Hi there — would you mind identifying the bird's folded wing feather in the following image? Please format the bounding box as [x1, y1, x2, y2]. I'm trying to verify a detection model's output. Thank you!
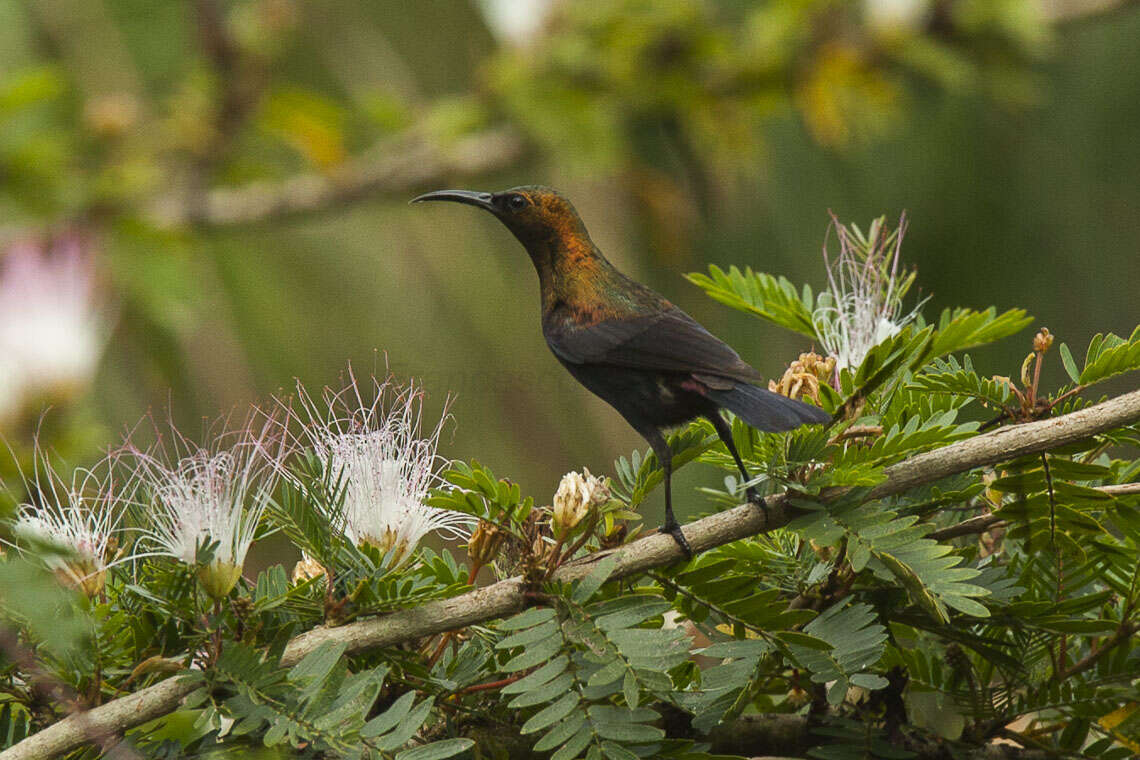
[545, 305, 765, 386]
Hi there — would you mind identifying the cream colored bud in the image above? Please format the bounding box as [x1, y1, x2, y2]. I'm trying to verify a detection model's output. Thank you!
[292, 556, 326, 584]
[1033, 327, 1053, 353]
[552, 469, 609, 539]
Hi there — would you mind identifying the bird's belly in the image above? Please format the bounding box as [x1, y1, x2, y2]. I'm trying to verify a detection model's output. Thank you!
[559, 362, 713, 429]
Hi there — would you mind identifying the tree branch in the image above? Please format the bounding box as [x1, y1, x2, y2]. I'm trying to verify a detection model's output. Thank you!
[147, 127, 526, 228]
[6, 388, 1140, 760]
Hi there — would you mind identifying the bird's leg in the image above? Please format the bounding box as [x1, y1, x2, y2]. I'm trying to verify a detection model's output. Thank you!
[643, 427, 693, 558]
[708, 413, 765, 511]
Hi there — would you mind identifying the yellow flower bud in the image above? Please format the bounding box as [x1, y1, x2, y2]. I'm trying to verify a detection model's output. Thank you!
[1033, 327, 1054, 353]
[198, 560, 243, 601]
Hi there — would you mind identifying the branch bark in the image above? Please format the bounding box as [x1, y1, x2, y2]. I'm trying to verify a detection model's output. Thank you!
[147, 127, 526, 228]
[5, 388, 1140, 760]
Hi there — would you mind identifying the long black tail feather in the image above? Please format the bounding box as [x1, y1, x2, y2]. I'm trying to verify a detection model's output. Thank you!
[705, 382, 831, 432]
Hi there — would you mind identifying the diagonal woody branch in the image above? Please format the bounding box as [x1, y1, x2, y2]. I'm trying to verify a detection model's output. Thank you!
[5, 388, 1140, 760]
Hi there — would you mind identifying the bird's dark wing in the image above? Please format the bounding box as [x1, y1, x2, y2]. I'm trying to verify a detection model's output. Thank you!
[544, 305, 765, 386]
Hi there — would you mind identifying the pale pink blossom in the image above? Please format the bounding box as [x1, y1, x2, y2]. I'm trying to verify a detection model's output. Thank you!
[0, 232, 105, 420]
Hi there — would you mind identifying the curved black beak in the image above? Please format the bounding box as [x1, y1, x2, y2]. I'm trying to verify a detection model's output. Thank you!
[410, 189, 495, 211]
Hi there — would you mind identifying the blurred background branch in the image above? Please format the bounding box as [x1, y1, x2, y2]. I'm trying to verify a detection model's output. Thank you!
[1040, 0, 1140, 23]
[148, 126, 527, 227]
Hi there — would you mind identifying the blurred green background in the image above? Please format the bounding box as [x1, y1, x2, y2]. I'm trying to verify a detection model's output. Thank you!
[1, 0, 1138, 524]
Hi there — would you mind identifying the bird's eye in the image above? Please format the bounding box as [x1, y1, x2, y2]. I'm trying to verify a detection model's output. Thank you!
[507, 194, 529, 211]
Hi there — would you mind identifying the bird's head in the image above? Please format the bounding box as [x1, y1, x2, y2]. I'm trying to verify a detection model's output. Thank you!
[412, 185, 590, 251]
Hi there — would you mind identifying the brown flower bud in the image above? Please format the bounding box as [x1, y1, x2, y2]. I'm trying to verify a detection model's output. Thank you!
[1033, 327, 1053, 353]
[467, 520, 505, 567]
[809, 539, 832, 562]
[530, 533, 554, 566]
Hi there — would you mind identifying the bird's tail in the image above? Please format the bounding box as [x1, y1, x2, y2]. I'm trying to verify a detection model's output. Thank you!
[704, 382, 832, 432]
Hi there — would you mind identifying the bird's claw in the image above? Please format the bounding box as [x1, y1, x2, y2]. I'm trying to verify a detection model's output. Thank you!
[746, 489, 769, 520]
[660, 522, 694, 559]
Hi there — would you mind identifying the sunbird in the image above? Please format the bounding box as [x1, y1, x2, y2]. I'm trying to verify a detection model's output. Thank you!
[413, 186, 830, 555]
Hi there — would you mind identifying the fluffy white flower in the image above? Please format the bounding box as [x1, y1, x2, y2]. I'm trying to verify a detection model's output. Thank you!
[5, 450, 135, 597]
[293, 372, 473, 567]
[0, 233, 105, 421]
[812, 213, 924, 373]
[130, 417, 287, 598]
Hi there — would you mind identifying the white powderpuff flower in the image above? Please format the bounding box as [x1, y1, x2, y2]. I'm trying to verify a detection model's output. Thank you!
[552, 468, 608, 539]
[812, 212, 924, 374]
[292, 371, 473, 568]
[0, 233, 106, 421]
[5, 448, 136, 597]
[128, 415, 288, 599]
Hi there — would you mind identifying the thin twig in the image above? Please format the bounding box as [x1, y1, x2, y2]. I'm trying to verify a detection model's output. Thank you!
[1098, 482, 1140, 496]
[928, 514, 1005, 541]
[1055, 617, 1137, 682]
[828, 425, 883, 444]
[452, 674, 526, 696]
[926, 482, 1137, 542]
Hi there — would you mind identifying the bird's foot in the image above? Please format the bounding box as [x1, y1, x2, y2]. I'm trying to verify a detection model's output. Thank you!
[746, 489, 770, 521]
[659, 521, 694, 559]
